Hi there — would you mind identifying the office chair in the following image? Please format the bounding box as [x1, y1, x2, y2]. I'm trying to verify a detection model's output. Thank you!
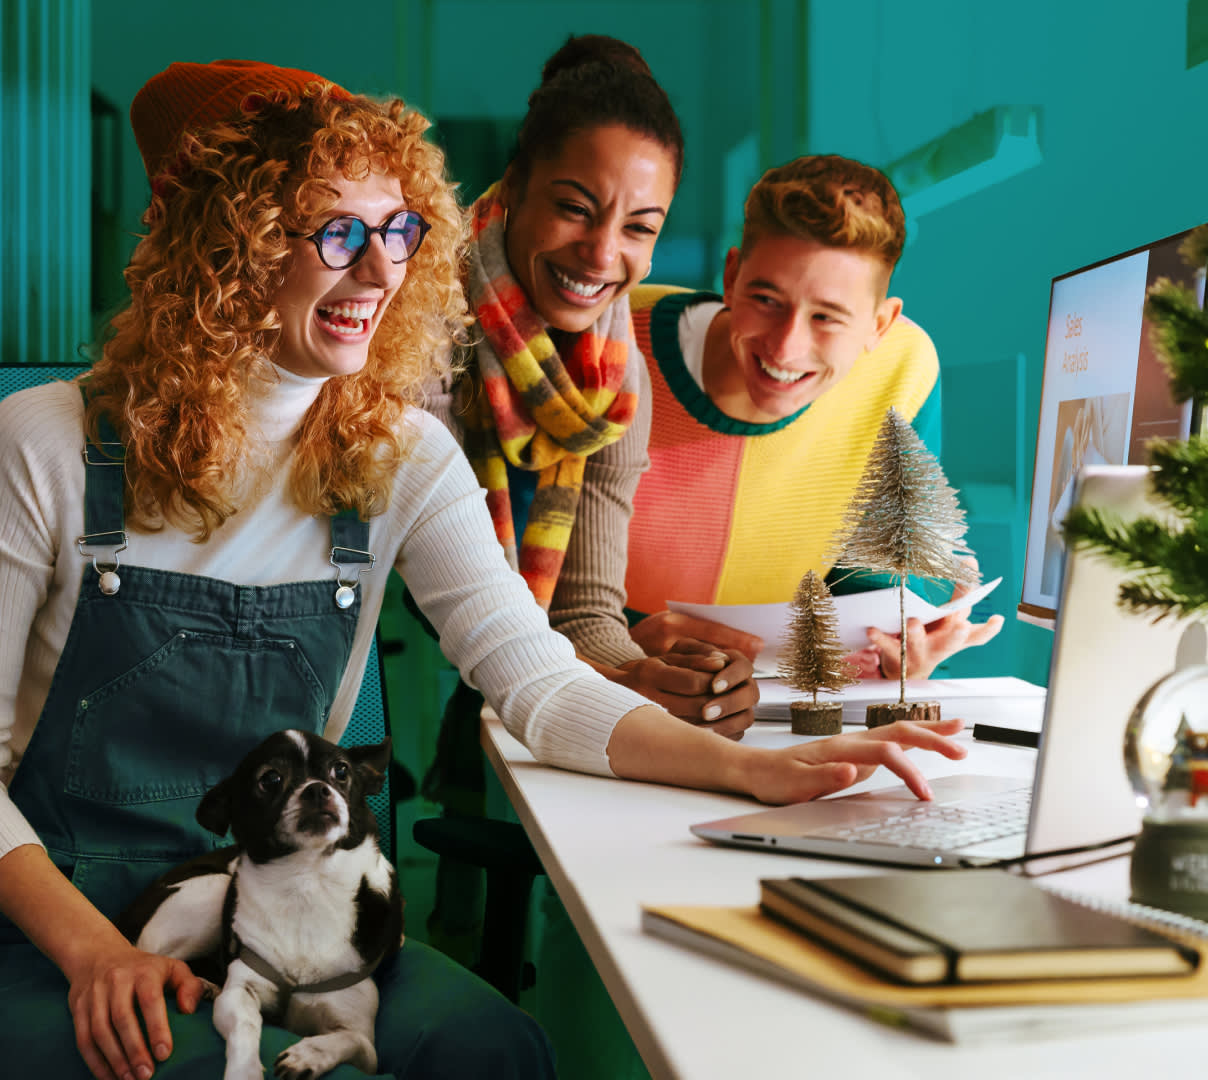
[341, 632, 406, 864]
[0, 362, 90, 397]
[412, 812, 544, 1003]
[399, 586, 547, 1001]
[0, 361, 407, 859]
[408, 671, 546, 1009]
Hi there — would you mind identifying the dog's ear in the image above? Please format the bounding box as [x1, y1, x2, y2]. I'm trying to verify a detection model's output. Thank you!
[196, 777, 234, 837]
[345, 737, 392, 796]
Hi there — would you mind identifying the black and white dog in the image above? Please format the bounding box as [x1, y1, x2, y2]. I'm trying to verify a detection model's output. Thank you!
[118, 729, 403, 1080]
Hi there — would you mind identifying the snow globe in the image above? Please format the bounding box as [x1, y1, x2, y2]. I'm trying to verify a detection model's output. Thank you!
[1126, 662, 1208, 918]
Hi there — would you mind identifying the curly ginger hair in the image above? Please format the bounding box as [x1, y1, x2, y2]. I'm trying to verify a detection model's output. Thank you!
[85, 82, 468, 539]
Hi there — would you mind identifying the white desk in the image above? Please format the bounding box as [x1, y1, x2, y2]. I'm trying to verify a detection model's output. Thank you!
[480, 688, 1208, 1079]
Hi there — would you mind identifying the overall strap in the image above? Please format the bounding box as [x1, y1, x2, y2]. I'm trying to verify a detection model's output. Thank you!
[80, 406, 128, 553]
[77, 384, 375, 605]
[78, 385, 374, 563]
[330, 508, 374, 610]
[77, 392, 127, 593]
[330, 508, 371, 565]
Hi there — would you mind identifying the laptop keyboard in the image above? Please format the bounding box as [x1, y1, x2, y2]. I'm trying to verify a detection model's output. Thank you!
[808, 786, 1032, 849]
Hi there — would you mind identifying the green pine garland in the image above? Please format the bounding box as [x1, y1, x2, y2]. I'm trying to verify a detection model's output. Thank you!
[1149, 437, 1208, 516]
[1064, 500, 1208, 619]
[1143, 284, 1208, 405]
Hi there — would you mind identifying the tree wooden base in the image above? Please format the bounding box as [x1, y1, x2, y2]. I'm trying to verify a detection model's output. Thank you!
[790, 701, 843, 735]
[865, 701, 941, 728]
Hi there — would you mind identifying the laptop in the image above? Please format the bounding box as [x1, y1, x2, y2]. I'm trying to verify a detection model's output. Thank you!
[691, 465, 1203, 873]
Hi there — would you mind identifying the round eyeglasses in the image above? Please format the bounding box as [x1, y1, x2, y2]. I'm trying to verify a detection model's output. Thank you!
[287, 210, 431, 270]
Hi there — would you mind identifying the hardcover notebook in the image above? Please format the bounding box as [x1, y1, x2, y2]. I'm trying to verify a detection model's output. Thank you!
[759, 871, 1198, 984]
[641, 885, 1208, 1045]
[692, 466, 1199, 871]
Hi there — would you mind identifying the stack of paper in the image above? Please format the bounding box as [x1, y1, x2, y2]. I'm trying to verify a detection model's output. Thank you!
[669, 577, 1004, 676]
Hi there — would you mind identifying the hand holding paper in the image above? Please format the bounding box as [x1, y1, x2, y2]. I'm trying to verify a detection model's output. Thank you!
[869, 574, 1006, 681]
[668, 577, 1003, 677]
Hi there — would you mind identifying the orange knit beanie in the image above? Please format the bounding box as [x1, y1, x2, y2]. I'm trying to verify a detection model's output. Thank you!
[130, 59, 346, 182]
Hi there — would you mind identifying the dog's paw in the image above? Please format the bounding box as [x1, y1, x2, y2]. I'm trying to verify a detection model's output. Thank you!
[274, 1034, 376, 1080]
[274, 1041, 334, 1080]
[198, 977, 222, 1001]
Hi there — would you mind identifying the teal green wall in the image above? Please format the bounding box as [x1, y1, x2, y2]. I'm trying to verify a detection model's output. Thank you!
[83, 1, 1208, 684]
[89, 0, 408, 297]
[802, 2, 1208, 683]
[89, 0, 764, 291]
[1, 0, 90, 366]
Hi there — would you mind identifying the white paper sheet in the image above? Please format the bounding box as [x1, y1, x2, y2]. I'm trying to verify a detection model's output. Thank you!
[668, 577, 1003, 676]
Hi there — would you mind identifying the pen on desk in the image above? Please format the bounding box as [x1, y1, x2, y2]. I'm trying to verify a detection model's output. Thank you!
[972, 723, 1040, 749]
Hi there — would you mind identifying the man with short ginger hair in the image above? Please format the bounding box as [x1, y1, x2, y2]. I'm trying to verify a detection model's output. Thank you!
[560, 153, 1001, 684]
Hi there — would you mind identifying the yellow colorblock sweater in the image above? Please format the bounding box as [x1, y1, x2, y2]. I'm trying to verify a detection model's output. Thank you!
[625, 286, 943, 615]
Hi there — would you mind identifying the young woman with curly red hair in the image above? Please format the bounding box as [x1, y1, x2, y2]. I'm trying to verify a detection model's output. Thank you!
[0, 58, 965, 1080]
[0, 60, 557, 1080]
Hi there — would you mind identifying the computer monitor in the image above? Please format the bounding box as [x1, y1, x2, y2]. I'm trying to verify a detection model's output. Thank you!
[1018, 226, 1207, 627]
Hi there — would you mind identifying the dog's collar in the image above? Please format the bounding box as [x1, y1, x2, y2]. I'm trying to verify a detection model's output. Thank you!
[235, 939, 383, 1012]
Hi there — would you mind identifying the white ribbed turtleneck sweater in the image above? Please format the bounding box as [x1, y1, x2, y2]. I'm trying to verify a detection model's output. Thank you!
[0, 366, 642, 856]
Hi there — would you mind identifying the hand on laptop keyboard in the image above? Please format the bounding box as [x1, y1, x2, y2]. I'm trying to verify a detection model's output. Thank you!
[743, 716, 967, 806]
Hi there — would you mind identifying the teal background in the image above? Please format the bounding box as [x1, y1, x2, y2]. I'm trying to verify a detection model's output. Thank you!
[6, 0, 1192, 690]
[6, 2, 1208, 1073]
[4, 0, 1205, 857]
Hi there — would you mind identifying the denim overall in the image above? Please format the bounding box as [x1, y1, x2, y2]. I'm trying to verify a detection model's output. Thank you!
[0, 413, 555, 1078]
[8, 421, 369, 922]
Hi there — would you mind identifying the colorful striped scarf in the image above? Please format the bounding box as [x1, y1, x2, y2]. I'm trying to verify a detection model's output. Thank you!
[461, 185, 641, 608]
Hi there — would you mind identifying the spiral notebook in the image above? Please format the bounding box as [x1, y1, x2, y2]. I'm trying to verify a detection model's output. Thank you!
[642, 883, 1208, 1044]
[692, 466, 1198, 872]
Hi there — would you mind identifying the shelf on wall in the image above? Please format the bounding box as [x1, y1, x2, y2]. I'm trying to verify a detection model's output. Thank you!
[886, 105, 1043, 226]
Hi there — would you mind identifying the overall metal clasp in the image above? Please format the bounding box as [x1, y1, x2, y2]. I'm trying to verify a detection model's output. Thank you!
[330, 546, 375, 609]
[76, 533, 129, 596]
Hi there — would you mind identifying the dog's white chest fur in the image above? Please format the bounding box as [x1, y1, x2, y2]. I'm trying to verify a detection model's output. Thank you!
[232, 840, 392, 984]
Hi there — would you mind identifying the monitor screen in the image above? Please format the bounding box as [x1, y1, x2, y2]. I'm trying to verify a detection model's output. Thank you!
[1018, 227, 1206, 626]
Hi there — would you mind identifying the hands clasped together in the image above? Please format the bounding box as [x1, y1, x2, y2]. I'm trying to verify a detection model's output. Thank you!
[620, 616, 763, 737]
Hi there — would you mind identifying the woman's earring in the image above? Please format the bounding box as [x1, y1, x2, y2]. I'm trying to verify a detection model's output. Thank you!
[641, 262, 653, 281]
